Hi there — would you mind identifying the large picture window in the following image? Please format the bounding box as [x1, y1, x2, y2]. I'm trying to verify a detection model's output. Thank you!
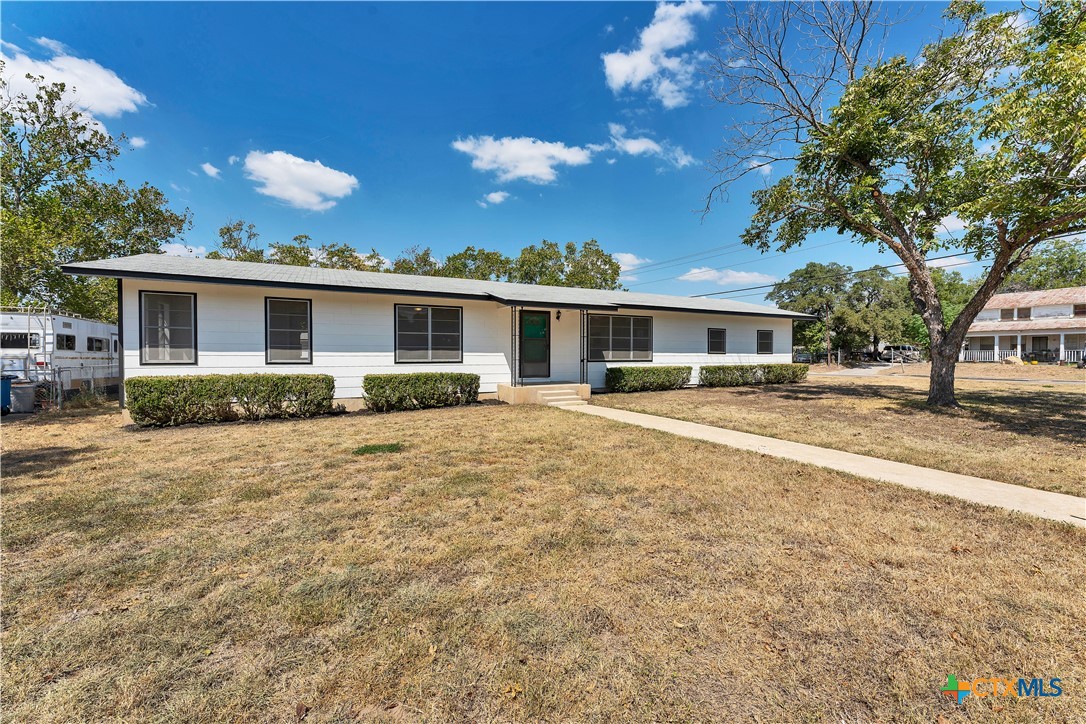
[140, 292, 196, 364]
[708, 328, 727, 354]
[395, 305, 462, 363]
[588, 314, 652, 361]
[757, 329, 774, 355]
[266, 298, 312, 363]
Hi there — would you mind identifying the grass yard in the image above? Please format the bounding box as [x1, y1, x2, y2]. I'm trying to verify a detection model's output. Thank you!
[883, 362, 1086, 381]
[3, 404, 1085, 722]
[595, 375, 1086, 498]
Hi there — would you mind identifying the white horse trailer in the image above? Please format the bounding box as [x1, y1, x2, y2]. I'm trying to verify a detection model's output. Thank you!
[1, 307, 119, 400]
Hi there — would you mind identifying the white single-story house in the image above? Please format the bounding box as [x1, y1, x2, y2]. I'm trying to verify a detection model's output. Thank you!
[62, 254, 811, 405]
[961, 286, 1086, 363]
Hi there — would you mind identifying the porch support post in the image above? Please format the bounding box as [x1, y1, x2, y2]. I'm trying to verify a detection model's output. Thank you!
[1060, 332, 1066, 361]
[1017, 334, 1021, 355]
[994, 336, 999, 358]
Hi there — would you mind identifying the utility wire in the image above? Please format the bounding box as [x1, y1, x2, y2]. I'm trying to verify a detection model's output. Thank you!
[628, 239, 851, 288]
[707, 257, 991, 301]
[690, 251, 986, 298]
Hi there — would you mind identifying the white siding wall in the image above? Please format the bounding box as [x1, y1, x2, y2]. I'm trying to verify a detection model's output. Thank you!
[586, 310, 794, 388]
[121, 280, 796, 396]
[1033, 304, 1073, 319]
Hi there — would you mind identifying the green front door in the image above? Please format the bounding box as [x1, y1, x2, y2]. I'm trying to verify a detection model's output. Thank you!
[520, 311, 550, 378]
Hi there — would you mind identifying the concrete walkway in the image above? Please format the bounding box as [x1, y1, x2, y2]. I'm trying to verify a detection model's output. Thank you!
[569, 405, 1086, 528]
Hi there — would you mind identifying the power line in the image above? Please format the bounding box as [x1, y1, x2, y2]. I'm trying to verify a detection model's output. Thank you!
[708, 257, 991, 301]
[694, 252, 988, 300]
[628, 238, 852, 288]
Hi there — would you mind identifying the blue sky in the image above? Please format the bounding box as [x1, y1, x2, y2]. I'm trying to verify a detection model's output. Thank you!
[2, 1, 994, 300]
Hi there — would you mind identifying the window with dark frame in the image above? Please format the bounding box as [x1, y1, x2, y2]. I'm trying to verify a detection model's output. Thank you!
[1, 332, 40, 349]
[708, 328, 727, 354]
[1000, 308, 1014, 320]
[1075, 304, 1086, 318]
[757, 329, 774, 355]
[395, 305, 462, 363]
[1017, 307, 1032, 319]
[266, 298, 312, 363]
[87, 337, 107, 352]
[588, 314, 652, 361]
[141, 292, 196, 364]
[55, 334, 77, 351]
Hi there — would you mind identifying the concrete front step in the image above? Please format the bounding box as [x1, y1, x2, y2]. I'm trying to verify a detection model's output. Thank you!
[497, 382, 591, 405]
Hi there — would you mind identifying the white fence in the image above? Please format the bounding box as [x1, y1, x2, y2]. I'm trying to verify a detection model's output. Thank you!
[960, 349, 1082, 363]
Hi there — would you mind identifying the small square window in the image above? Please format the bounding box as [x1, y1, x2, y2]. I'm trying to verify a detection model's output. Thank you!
[1000, 308, 1014, 320]
[1017, 307, 1032, 320]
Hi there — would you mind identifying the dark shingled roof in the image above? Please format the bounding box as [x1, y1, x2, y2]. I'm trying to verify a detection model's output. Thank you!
[63, 254, 813, 319]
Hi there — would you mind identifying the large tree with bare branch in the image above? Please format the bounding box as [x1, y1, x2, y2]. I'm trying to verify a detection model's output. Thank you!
[706, 0, 1085, 405]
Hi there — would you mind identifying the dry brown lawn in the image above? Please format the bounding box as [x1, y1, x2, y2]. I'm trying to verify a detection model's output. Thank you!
[2, 404, 1085, 722]
[883, 362, 1086, 381]
[595, 375, 1086, 498]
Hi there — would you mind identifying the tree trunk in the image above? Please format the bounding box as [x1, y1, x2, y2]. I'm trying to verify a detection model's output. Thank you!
[927, 344, 959, 406]
[825, 313, 832, 367]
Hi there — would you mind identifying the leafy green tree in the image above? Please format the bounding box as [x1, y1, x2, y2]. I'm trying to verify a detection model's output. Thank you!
[1, 69, 190, 321]
[707, 1, 1086, 405]
[509, 239, 622, 290]
[767, 262, 851, 362]
[891, 269, 977, 349]
[835, 268, 904, 351]
[441, 246, 512, 281]
[390, 246, 443, 276]
[996, 238, 1086, 291]
[268, 233, 385, 271]
[206, 220, 265, 262]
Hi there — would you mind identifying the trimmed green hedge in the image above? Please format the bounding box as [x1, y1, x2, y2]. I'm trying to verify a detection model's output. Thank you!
[126, 374, 336, 427]
[605, 365, 692, 393]
[699, 363, 808, 387]
[363, 372, 480, 412]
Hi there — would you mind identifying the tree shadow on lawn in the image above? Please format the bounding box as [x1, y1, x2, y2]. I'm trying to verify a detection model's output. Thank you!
[1, 445, 100, 481]
[741, 382, 1085, 445]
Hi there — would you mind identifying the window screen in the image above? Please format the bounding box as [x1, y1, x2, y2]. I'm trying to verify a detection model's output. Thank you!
[266, 298, 311, 363]
[56, 334, 77, 351]
[588, 315, 652, 361]
[1017, 307, 1032, 319]
[708, 328, 727, 354]
[757, 329, 774, 355]
[141, 292, 196, 364]
[395, 305, 462, 362]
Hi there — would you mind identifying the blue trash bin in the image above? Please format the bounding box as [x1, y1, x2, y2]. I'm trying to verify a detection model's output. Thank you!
[1, 374, 16, 415]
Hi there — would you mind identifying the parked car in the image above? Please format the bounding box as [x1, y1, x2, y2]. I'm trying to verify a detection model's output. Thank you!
[793, 351, 813, 363]
[880, 345, 922, 362]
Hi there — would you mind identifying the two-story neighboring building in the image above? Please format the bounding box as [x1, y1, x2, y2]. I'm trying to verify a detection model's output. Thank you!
[961, 286, 1086, 363]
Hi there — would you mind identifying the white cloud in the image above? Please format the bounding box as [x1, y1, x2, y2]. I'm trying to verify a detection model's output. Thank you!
[678, 267, 777, 286]
[926, 254, 974, 270]
[1, 40, 23, 54]
[129, 136, 148, 149]
[0, 44, 147, 123]
[452, 135, 593, 184]
[614, 252, 651, 271]
[614, 251, 652, 282]
[477, 190, 511, 208]
[200, 162, 221, 179]
[608, 122, 694, 168]
[602, 0, 713, 109]
[243, 150, 359, 211]
[161, 243, 206, 257]
[938, 215, 968, 235]
[606, 158, 618, 165]
[32, 37, 68, 54]
[744, 159, 773, 178]
[228, 155, 240, 165]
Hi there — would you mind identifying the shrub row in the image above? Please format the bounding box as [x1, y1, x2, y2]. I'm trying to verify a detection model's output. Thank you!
[698, 363, 808, 387]
[126, 374, 336, 427]
[605, 365, 692, 393]
[363, 372, 480, 412]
